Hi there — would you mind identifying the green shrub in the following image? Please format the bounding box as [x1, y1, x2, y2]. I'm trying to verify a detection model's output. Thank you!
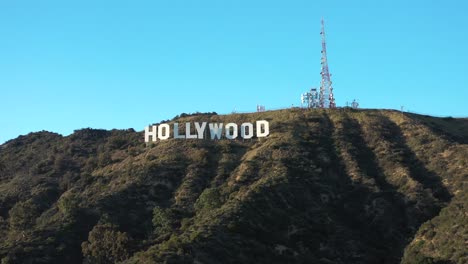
[98, 152, 112, 167]
[8, 200, 40, 230]
[81, 223, 131, 264]
[57, 192, 80, 216]
[152, 206, 174, 237]
[194, 188, 222, 211]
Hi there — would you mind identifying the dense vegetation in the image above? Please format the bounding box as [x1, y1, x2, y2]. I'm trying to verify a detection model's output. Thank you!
[0, 109, 466, 264]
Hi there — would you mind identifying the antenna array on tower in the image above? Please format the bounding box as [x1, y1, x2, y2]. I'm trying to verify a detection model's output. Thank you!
[319, 18, 336, 108]
[301, 88, 319, 108]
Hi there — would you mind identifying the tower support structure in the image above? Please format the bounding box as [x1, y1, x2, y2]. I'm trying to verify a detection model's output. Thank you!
[319, 18, 336, 108]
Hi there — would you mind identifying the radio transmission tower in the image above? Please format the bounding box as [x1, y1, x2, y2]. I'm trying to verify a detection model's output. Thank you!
[319, 18, 336, 108]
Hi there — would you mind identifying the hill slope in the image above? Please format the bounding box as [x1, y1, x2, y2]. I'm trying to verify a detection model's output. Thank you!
[0, 109, 466, 264]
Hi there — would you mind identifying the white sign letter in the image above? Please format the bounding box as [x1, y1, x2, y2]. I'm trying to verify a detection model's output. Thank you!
[225, 123, 238, 139]
[195, 122, 207, 139]
[186, 122, 197, 139]
[158, 124, 170, 140]
[209, 123, 223, 139]
[145, 125, 158, 142]
[173, 123, 185, 139]
[256, 120, 270, 138]
[241, 123, 254, 139]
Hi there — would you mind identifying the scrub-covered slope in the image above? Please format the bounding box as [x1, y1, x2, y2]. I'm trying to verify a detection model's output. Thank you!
[0, 109, 466, 264]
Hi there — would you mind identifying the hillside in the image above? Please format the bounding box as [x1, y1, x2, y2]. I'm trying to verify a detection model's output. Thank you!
[0, 109, 466, 264]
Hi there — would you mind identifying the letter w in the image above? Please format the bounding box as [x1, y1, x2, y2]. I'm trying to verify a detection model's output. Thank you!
[209, 123, 223, 140]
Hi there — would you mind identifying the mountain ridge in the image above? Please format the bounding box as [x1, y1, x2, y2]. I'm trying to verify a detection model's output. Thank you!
[0, 109, 466, 264]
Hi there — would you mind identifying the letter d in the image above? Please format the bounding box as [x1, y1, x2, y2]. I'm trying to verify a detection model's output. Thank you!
[256, 120, 269, 138]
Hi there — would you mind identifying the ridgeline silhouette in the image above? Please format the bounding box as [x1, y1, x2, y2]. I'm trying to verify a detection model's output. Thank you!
[0, 109, 466, 264]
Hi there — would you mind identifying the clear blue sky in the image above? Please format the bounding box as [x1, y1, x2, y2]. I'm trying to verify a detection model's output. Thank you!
[1, 0, 467, 143]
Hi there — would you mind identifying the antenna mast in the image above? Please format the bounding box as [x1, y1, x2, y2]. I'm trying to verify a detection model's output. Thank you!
[319, 18, 336, 108]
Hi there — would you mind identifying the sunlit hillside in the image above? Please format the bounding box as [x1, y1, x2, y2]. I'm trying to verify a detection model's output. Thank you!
[0, 109, 466, 264]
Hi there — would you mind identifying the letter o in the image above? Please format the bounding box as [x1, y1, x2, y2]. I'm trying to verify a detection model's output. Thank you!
[225, 123, 238, 139]
[241, 123, 254, 139]
[158, 124, 170, 140]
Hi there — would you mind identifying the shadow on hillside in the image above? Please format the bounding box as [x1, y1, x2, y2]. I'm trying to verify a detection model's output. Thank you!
[405, 113, 468, 145]
[320, 113, 410, 263]
[380, 115, 452, 204]
[334, 113, 452, 262]
[339, 115, 397, 192]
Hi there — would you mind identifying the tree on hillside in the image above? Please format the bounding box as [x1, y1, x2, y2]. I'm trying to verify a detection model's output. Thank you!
[81, 223, 131, 264]
[8, 200, 40, 231]
[152, 206, 174, 237]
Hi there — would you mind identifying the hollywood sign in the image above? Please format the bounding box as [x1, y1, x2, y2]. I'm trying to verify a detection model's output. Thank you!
[144, 121, 269, 142]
